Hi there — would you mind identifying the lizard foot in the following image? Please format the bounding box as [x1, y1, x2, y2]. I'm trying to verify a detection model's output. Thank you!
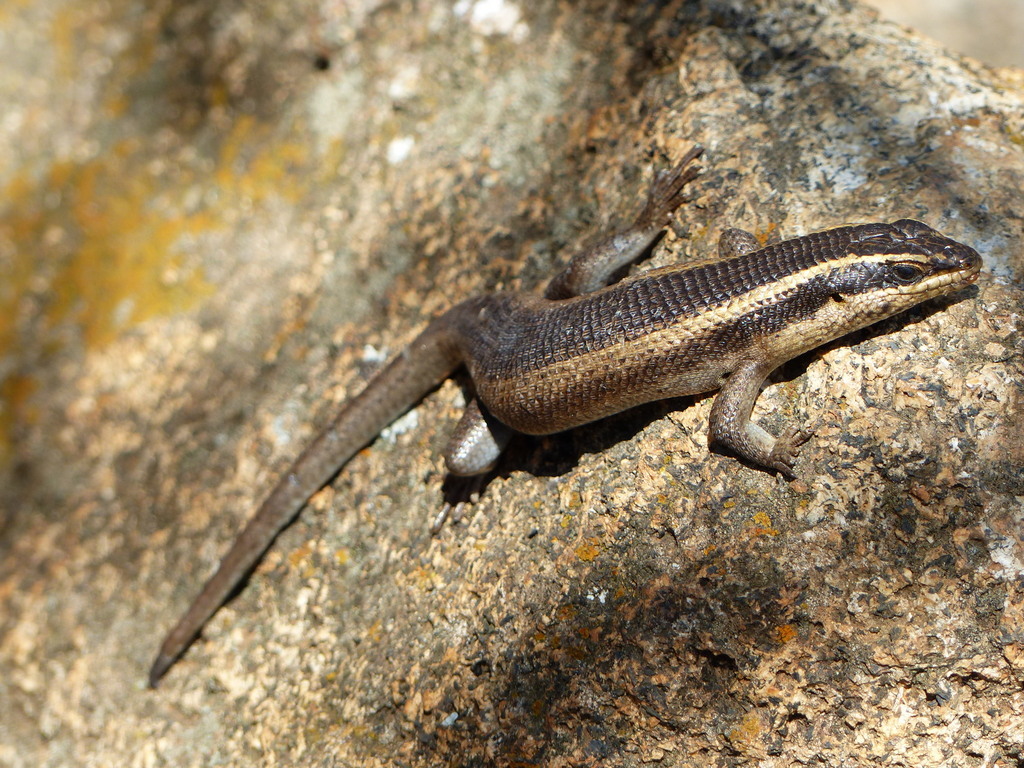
[769, 426, 813, 479]
[636, 145, 704, 228]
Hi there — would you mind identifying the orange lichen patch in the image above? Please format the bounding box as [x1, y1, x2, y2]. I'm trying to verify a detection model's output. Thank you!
[49, 4, 183, 117]
[410, 565, 440, 591]
[50, 4, 99, 79]
[775, 623, 798, 644]
[747, 511, 779, 537]
[725, 710, 764, 748]
[364, 620, 383, 644]
[0, 213, 34, 359]
[287, 542, 313, 568]
[556, 605, 578, 622]
[565, 644, 592, 661]
[0, 374, 36, 464]
[576, 625, 601, 643]
[574, 539, 600, 562]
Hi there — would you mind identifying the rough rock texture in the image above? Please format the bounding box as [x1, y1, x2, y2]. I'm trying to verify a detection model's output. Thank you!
[1, 1, 1022, 766]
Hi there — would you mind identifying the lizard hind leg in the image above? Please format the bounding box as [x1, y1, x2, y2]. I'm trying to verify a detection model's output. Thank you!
[634, 144, 705, 232]
[444, 398, 513, 477]
[544, 146, 704, 299]
[433, 399, 512, 533]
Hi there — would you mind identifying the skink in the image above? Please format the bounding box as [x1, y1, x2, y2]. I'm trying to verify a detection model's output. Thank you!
[149, 147, 981, 685]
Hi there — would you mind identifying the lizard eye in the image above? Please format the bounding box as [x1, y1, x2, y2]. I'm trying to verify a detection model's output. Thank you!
[891, 262, 924, 284]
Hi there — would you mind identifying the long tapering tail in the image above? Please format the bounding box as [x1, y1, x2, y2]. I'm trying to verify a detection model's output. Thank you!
[149, 316, 464, 686]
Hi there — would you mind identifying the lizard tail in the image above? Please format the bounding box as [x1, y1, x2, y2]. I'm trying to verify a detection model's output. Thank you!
[149, 316, 464, 687]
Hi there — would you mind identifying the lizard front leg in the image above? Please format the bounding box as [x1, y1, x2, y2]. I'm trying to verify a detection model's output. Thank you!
[707, 358, 810, 478]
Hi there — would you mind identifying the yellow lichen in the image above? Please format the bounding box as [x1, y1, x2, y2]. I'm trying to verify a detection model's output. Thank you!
[0, 107, 314, 465]
[575, 540, 601, 562]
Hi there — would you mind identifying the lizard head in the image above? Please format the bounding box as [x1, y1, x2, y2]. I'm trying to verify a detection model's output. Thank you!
[825, 220, 982, 320]
[841, 219, 982, 298]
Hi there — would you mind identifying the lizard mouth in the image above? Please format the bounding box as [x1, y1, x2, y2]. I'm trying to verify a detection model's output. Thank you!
[935, 241, 983, 287]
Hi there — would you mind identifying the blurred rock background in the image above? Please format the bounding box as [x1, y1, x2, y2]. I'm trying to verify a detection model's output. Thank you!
[870, 0, 1024, 67]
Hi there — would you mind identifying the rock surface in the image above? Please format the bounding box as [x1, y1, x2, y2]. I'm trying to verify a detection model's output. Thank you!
[1, 1, 1022, 766]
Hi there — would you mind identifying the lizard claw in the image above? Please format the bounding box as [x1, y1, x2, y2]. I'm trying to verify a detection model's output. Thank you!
[769, 426, 813, 479]
[430, 501, 465, 535]
[433, 473, 487, 534]
[637, 146, 704, 228]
